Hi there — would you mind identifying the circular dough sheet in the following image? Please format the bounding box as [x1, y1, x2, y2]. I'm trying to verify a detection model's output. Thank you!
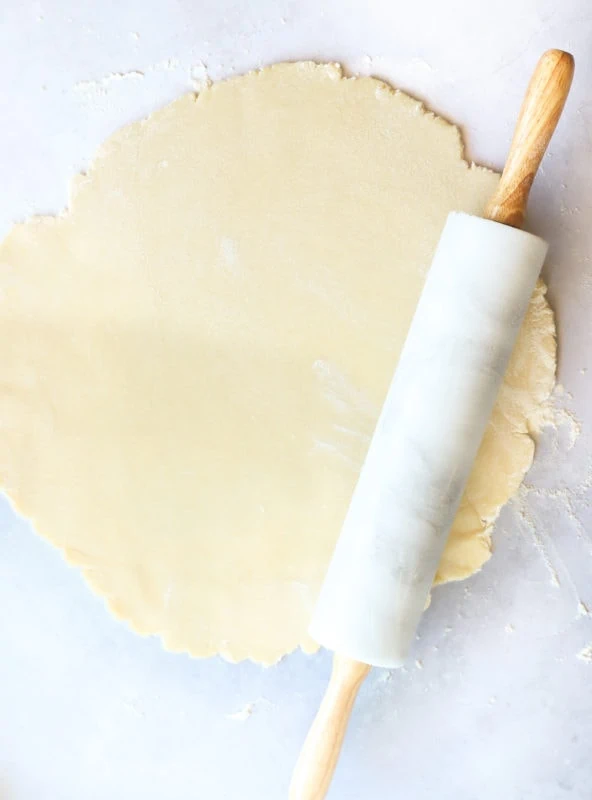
[0, 63, 555, 664]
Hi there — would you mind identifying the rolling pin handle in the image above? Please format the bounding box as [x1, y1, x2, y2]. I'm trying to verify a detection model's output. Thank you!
[485, 49, 574, 228]
[289, 654, 370, 800]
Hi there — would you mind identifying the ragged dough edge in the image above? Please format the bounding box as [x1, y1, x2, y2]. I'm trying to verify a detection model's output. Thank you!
[434, 280, 557, 587]
[13, 62, 497, 233]
[221, 60, 498, 185]
[0, 63, 556, 665]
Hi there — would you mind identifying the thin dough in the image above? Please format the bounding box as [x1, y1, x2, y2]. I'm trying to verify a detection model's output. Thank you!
[0, 63, 555, 664]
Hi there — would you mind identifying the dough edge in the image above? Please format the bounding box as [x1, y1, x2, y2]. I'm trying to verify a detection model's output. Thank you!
[0, 62, 557, 665]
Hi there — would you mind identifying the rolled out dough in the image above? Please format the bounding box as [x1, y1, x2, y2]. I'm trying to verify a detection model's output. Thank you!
[0, 63, 555, 664]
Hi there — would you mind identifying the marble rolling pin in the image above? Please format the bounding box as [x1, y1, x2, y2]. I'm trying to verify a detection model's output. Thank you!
[290, 49, 574, 800]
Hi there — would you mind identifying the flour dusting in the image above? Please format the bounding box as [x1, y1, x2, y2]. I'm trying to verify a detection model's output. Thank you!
[226, 702, 254, 721]
[577, 644, 592, 663]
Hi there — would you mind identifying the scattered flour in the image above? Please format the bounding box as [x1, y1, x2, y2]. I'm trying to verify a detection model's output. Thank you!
[512, 384, 591, 618]
[73, 70, 145, 99]
[577, 644, 592, 663]
[577, 601, 590, 617]
[72, 58, 211, 105]
[226, 702, 254, 721]
[226, 697, 270, 721]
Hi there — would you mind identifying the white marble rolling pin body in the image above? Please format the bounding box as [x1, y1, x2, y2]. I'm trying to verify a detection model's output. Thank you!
[310, 211, 548, 668]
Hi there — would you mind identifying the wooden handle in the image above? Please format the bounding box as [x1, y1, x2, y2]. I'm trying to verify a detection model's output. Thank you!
[485, 49, 574, 228]
[289, 654, 371, 800]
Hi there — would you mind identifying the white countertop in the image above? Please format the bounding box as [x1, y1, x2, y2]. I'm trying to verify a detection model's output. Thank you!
[1, 2, 591, 798]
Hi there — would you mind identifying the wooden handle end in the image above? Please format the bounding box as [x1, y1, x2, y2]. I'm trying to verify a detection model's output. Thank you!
[289, 654, 371, 800]
[485, 49, 574, 228]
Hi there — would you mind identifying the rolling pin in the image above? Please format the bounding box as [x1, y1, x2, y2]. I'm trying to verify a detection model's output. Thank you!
[290, 49, 574, 800]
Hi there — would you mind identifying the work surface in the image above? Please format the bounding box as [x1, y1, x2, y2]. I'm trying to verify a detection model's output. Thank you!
[1, 2, 591, 798]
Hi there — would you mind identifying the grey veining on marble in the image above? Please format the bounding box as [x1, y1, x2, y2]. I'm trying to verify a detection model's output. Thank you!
[311, 213, 548, 667]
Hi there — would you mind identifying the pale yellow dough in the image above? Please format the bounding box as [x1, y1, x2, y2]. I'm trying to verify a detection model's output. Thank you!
[0, 63, 555, 664]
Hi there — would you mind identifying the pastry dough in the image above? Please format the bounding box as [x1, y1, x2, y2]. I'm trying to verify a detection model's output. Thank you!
[0, 63, 555, 664]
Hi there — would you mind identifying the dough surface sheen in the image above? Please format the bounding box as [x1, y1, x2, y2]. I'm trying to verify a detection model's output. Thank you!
[0, 63, 556, 664]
